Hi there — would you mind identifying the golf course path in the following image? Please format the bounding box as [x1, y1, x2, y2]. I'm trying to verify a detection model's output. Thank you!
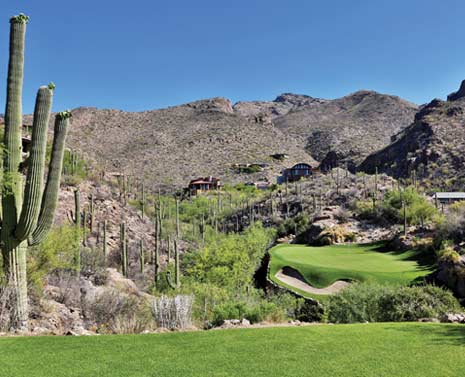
[275, 268, 350, 295]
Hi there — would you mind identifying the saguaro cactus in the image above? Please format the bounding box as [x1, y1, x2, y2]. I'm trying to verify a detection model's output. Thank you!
[120, 222, 128, 277]
[102, 220, 108, 257]
[0, 14, 71, 328]
[139, 239, 144, 274]
[166, 238, 180, 289]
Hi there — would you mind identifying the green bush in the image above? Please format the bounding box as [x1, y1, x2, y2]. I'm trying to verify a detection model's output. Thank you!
[236, 164, 262, 174]
[354, 187, 438, 227]
[185, 223, 275, 289]
[328, 283, 461, 323]
[27, 225, 79, 294]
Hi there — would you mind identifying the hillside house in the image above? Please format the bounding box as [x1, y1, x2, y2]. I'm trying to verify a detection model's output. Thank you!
[434, 192, 465, 206]
[188, 176, 222, 195]
[281, 163, 316, 183]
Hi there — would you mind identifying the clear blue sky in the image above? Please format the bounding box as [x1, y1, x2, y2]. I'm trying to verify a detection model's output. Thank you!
[0, 0, 464, 113]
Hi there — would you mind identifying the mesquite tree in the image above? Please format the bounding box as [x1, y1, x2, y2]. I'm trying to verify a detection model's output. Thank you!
[1, 14, 71, 328]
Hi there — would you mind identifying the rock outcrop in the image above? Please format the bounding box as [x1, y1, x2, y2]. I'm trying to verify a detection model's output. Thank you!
[359, 86, 465, 190]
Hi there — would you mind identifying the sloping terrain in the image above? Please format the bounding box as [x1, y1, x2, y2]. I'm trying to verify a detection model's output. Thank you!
[65, 98, 313, 191]
[272, 91, 418, 169]
[8, 90, 417, 191]
[359, 82, 465, 190]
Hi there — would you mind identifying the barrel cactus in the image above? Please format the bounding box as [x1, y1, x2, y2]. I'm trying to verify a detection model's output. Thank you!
[1, 14, 71, 328]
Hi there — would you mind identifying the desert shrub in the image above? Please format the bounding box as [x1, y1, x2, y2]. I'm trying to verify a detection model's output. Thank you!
[185, 223, 275, 290]
[83, 289, 153, 334]
[435, 202, 465, 246]
[382, 187, 437, 227]
[236, 164, 262, 174]
[80, 247, 106, 281]
[28, 225, 79, 295]
[46, 270, 81, 308]
[333, 207, 350, 223]
[295, 300, 326, 322]
[353, 199, 384, 222]
[328, 283, 461, 323]
[436, 243, 461, 264]
[276, 214, 310, 239]
[317, 226, 356, 245]
[212, 300, 284, 326]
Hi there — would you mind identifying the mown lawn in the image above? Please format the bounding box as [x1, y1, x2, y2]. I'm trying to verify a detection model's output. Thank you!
[269, 243, 434, 294]
[0, 323, 464, 376]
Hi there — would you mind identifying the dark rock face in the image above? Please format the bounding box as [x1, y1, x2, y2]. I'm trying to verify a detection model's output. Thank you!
[273, 90, 418, 169]
[359, 91, 465, 190]
[320, 150, 357, 172]
[447, 80, 465, 101]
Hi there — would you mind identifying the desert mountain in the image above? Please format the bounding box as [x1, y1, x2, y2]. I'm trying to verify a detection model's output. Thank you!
[65, 98, 313, 191]
[7, 90, 418, 192]
[359, 81, 465, 191]
[271, 91, 418, 170]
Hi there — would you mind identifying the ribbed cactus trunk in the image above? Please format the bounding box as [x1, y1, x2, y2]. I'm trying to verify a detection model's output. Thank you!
[102, 220, 107, 257]
[73, 189, 81, 272]
[1, 14, 71, 328]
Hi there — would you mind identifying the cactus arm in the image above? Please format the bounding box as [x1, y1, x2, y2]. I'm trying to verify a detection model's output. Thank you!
[2, 15, 28, 231]
[15, 85, 53, 241]
[29, 111, 70, 245]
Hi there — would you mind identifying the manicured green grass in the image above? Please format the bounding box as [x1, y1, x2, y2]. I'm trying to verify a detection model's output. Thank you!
[0, 323, 464, 376]
[269, 243, 434, 293]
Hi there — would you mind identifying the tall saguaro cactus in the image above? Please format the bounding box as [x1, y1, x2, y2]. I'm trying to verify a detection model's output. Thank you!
[1, 14, 71, 328]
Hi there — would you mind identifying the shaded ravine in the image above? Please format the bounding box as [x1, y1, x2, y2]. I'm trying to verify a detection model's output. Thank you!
[275, 267, 350, 295]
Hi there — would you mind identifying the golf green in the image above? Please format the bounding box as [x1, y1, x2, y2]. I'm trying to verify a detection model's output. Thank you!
[269, 243, 434, 296]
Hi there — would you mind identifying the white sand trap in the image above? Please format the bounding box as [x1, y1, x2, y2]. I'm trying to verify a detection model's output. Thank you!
[275, 267, 350, 295]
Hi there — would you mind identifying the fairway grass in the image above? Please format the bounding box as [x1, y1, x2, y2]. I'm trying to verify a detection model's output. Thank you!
[269, 243, 434, 297]
[0, 323, 464, 376]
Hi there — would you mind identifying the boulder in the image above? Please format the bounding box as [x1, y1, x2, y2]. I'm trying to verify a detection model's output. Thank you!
[440, 313, 465, 324]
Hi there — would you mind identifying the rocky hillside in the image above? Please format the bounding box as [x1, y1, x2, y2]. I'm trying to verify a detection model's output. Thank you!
[359, 81, 465, 191]
[9, 90, 417, 192]
[65, 98, 313, 191]
[270, 91, 418, 170]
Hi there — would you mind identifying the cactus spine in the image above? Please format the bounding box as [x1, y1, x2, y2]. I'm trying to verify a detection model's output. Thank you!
[1, 14, 70, 327]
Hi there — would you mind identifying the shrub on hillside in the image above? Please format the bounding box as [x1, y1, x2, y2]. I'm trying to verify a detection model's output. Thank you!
[83, 289, 153, 334]
[328, 283, 461, 323]
[27, 225, 79, 295]
[353, 187, 438, 228]
[435, 201, 465, 247]
[317, 226, 357, 245]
